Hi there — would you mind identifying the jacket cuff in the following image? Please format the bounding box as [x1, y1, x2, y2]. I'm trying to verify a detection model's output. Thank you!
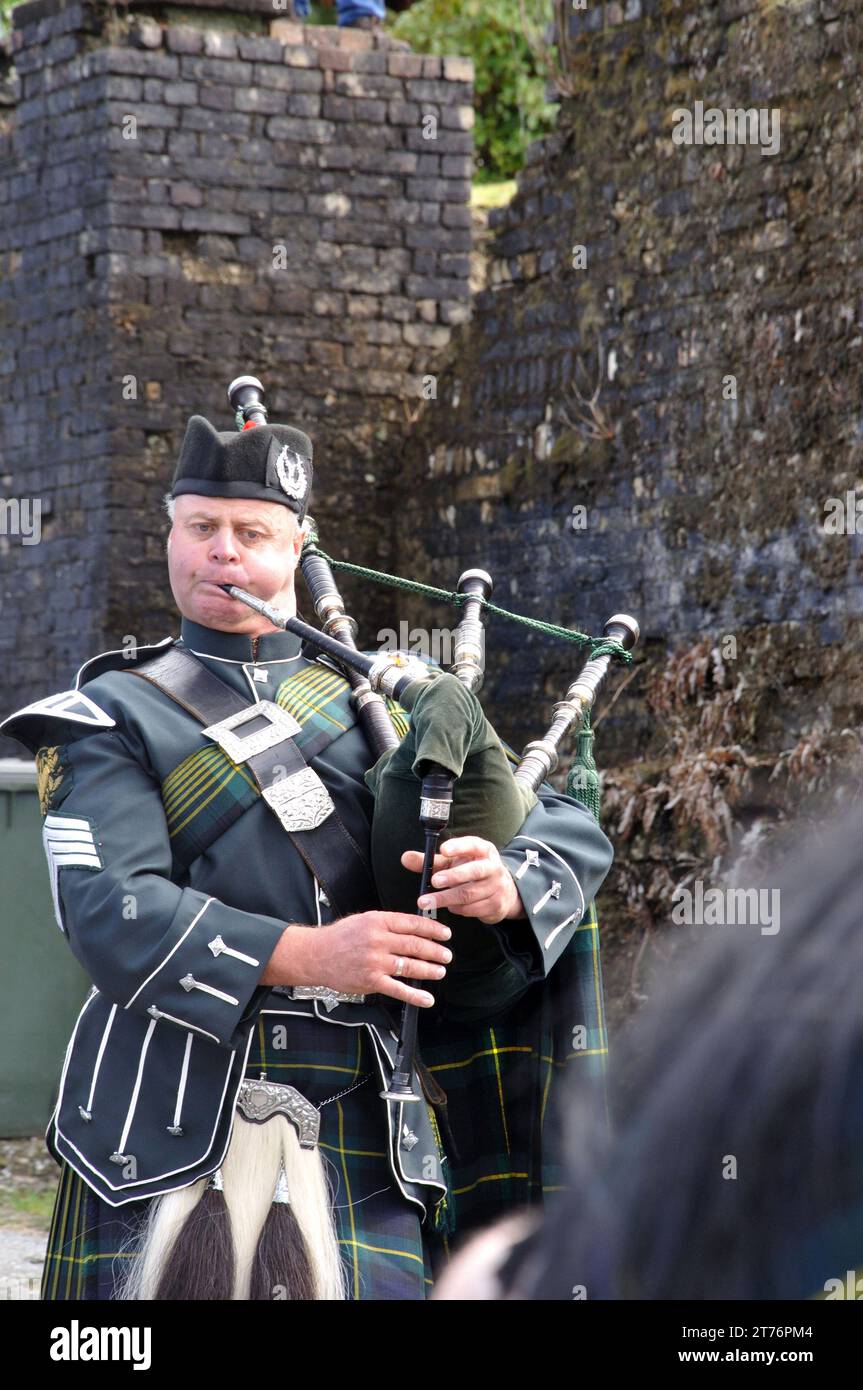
[492, 835, 587, 982]
[124, 892, 287, 1049]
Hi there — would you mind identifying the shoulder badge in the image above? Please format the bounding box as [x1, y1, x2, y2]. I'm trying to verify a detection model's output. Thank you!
[35, 745, 70, 816]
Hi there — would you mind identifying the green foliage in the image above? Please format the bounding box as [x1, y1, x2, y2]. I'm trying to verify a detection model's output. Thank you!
[391, 0, 558, 182]
[0, 0, 16, 39]
[306, 2, 337, 25]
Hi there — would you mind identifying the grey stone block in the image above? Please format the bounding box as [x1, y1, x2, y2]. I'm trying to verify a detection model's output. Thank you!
[237, 36, 285, 64]
[166, 27, 205, 56]
[180, 209, 251, 235]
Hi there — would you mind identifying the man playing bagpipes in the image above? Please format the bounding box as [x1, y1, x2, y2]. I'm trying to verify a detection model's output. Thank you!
[1, 388, 619, 1299]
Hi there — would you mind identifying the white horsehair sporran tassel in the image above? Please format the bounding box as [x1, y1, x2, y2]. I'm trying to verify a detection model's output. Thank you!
[119, 1074, 356, 1300]
[117, 1166, 234, 1301]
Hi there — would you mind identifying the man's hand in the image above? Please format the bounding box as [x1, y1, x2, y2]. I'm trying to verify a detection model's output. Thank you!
[401, 836, 526, 925]
[275, 911, 453, 1009]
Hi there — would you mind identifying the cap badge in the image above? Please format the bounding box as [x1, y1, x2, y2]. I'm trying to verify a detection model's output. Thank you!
[274, 445, 308, 501]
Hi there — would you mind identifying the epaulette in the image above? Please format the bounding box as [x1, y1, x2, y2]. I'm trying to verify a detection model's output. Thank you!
[72, 636, 176, 690]
[0, 637, 175, 754]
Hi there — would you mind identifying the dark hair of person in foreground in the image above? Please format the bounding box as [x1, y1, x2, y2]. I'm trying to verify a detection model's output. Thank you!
[436, 798, 863, 1300]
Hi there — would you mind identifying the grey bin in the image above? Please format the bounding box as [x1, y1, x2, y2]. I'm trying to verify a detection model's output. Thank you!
[0, 759, 91, 1137]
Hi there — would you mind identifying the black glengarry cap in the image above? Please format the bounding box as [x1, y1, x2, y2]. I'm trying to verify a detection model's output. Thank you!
[171, 414, 313, 521]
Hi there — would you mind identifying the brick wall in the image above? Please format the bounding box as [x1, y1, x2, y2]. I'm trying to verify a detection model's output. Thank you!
[0, 0, 474, 745]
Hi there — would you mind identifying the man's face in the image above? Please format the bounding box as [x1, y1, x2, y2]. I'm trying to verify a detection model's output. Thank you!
[167, 494, 304, 633]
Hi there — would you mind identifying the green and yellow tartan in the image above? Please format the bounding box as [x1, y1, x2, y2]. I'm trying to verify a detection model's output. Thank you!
[40, 910, 607, 1297]
[421, 742, 610, 1231]
[162, 658, 408, 873]
[41, 1014, 442, 1301]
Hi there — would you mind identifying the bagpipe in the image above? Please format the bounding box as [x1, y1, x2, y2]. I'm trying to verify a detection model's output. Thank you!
[122, 375, 638, 1301]
[223, 374, 639, 1099]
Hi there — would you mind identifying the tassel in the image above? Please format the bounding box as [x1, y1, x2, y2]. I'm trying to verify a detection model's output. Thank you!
[153, 1170, 235, 1300]
[260, 1113, 347, 1299]
[567, 711, 602, 822]
[249, 1163, 317, 1301]
[118, 1168, 235, 1301]
[220, 1110, 346, 1300]
[120, 1081, 348, 1301]
[219, 1110, 285, 1299]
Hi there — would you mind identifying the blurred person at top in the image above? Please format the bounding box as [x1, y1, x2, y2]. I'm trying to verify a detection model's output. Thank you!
[290, 0, 388, 32]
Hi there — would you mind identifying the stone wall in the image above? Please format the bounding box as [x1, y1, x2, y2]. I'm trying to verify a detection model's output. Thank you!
[393, 0, 863, 776]
[0, 0, 474, 746]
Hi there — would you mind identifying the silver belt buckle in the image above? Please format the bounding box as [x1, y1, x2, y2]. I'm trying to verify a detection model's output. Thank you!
[289, 984, 366, 1012]
[202, 700, 303, 762]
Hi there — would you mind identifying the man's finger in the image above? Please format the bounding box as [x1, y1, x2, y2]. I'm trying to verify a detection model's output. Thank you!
[389, 928, 453, 961]
[439, 836, 495, 857]
[385, 953, 449, 981]
[376, 978, 436, 1008]
[401, 849, 450, 872]
[419, 883, 486, 912]
[380, 911, 451, 940]
[401, 842, 493, 870]
[383, 933, 452, 966]
[429, 893, 503, 923]
[430, 859, 496, 888]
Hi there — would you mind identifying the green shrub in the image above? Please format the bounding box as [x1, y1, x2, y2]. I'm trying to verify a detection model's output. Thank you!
[391, 0, 558, 182]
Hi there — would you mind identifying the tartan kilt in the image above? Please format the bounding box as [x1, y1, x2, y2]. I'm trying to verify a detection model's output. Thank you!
[41, 1011, 446, 1301]
[419, 897, 609, 1243]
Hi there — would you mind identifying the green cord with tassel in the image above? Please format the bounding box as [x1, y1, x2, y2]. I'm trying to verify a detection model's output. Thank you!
[566, 710, 602, 824]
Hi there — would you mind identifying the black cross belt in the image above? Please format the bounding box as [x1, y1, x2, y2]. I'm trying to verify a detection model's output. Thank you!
[125, 645, 378, 920]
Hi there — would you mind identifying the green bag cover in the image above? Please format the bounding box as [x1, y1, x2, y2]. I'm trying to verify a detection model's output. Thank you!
[364, 672, 538, 1022]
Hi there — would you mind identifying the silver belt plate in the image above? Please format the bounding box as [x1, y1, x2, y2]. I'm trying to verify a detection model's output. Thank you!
[261, 767, 335, 832]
